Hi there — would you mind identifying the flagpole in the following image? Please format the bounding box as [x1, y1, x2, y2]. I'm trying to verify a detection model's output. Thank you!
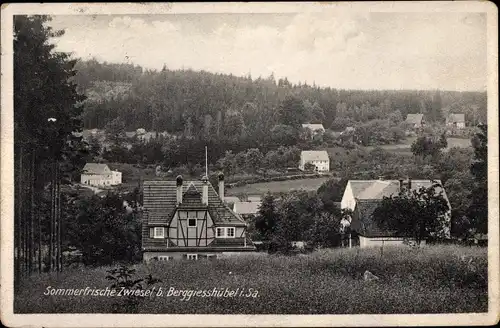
[205, 146, 208, 177]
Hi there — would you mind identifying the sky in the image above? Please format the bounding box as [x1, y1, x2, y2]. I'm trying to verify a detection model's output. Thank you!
[48, 12, 487, 91]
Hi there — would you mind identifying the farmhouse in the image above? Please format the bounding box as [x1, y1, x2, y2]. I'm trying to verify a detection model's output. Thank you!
[341, 178, 451, 248]
[141, 173, 257, 261]
[299, 150, 330, 172]
[405, 113, 424, 129]
[302, 123, 325, 134]
[80, 163, 122, 187]
[446, 113, 466, 129]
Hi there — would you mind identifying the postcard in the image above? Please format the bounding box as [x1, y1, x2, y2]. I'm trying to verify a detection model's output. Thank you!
[1, 2, 498, 327]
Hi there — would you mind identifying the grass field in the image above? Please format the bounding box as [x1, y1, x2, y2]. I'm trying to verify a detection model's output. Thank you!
[226, 177, 330, 196]
[14, 245, 487, 314]
[364, 137, 472, 153]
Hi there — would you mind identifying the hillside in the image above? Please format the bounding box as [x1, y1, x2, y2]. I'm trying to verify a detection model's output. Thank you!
[73, 59, 488, 136]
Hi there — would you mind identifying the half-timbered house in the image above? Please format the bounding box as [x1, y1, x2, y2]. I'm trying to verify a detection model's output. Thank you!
[141, 174, 256, 261]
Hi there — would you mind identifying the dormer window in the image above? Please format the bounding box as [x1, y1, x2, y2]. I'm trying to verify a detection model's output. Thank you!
[216, 227, 236, 238]
[188, 218, 197, 227]
[154, 227, 164, 238]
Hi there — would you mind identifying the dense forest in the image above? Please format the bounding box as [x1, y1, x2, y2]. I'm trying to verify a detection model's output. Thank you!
[73, 59, 487, 136]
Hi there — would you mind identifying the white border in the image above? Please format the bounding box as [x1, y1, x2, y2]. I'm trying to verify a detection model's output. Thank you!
[1, 2, 499, 327]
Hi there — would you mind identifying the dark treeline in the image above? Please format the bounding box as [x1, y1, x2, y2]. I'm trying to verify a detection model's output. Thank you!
[74, 59, 487, 136]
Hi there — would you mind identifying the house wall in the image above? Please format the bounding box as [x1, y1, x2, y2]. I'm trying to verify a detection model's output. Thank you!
[144, 251, 255, 261]
[169, 210, 215, 247]
[81, 173, 114, 187]
[300, 159, 329, 172]
[359, 236, 427, 248]
[111, 171, 122, 185]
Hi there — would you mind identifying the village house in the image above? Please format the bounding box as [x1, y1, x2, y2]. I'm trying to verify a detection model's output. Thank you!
[302, 123, 325, 140]
[141, 173, 257, 261]
[446, 113, 466, 129]
[299, 150, 330, 172]
[405, 113, 425, 129]
[340, 178, 451, 248]
[80, 163, 122, 187]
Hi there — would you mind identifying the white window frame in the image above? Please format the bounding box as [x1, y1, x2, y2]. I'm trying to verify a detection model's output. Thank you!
[186, 254, 198, 260]
[226, 227, 236, 238]
[216, 227, 225, 238]
[158, 255, 171, 261]
[187, 218, 197, 227]
[154, 227, 165, 239]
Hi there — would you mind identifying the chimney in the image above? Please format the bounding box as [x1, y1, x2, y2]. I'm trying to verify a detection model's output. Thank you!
[176, 175, 183, 204]
[399, 178, 404, 191]
[201, 175, 209, 206]
[218, 172, 225, 202]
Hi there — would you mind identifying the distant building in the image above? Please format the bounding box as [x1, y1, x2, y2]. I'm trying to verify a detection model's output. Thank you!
[446, 113, 466, 129]
[299, 150, 330, 172]
[341, 178, 451, 248]
[125, 131, 137, 138]
[302, 123, 325, 134]
[405, 114, 424, 129]
[80, 163, 122, 187]
[141, 174, 256, 261]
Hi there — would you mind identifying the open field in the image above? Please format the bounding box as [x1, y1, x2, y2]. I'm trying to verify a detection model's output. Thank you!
[226, 177, 330, 196]
[364, 137, 472, 153]
[15, 245, 487, 314]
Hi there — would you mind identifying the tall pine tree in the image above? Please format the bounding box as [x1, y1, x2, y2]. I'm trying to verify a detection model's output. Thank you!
[14, 15, 85, 279]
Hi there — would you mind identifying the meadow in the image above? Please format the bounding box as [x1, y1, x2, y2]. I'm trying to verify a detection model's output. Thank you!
[226, 177, 330, 196]
[14, 245, 487, 314]
[363, 137, 472, 154]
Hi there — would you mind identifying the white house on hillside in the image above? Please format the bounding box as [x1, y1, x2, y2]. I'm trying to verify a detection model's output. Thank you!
[299, 150, 330, 172]
[340, 178, 451, 248]
[405, 114, 425, 129]
[80, 163, 122, 187]
[302, 123, 325, 133]
[446, 113, 466, 129]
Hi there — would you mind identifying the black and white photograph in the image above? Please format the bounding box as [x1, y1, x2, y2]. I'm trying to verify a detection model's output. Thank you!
[1, 2, 498, 327]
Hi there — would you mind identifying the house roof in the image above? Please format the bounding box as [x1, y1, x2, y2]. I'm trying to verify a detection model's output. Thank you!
[82, 163, 110, 174]
[405, 113, 424, 124]
[223, 196, 241, 204]
[301, 150, 329, 161]
[302, 123, 325, 131]
[447, 113, 465, 123]
[233, 201, 262, 215]
[125, 131, 136, 138]
[351, 199, 398, 237]
[347, 179, 448, 201]
[142, 180, 246, 226]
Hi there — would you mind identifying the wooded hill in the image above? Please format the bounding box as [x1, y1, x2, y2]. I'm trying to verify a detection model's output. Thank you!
[74, 59, 487, 137]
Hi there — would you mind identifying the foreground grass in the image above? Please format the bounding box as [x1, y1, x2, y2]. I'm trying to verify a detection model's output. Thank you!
[15, 245, 487, 314]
